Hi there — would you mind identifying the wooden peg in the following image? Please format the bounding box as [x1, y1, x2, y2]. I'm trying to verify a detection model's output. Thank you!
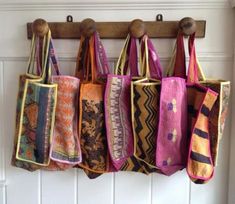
[32, 18, 49, 37]
[80, 18, 96, 37]
[179, 17, 197, 36]
[129, 19, 146, 38]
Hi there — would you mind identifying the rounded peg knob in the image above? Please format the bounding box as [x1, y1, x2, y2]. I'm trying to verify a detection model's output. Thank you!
[32, 18, 49, 37]
[80, 18, 96, 38]
[179, 17, 197, 36]
[129, 19, 146, 38]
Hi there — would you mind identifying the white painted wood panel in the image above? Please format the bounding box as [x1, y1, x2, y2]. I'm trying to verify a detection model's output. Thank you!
[0, 1, 234, 204]
[228, 14, 235, 204]
[152, 171, 190, 204]
[114, 172, 152, 204]
[77, 170, 114, 204]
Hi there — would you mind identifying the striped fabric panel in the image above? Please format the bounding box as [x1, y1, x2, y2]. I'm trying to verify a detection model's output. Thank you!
[187, 87, 218, 183]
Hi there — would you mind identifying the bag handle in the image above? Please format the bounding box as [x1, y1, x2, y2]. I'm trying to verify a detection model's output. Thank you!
[94, 31, 110, 79]
[140, 35, 150, 78]
[36, 38, 61, 77]
[115, 35, 139, 76]
[147, 38, 163, 79]
[188, 34, 206, 82]
[26, 31, 51, 80]
[140, 35, 162, 79]
[75, 36, 90, 80]
[26, 34, 40, 76]
[89, 35, 97, 83]
[166, 32, 206, 82]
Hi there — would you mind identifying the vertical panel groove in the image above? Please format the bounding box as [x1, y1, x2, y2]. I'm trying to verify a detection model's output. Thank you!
[112, 173, 115, 204]
[75, 169, 78, 204]
[38, 170, 42, 204]
[0, 62, 5, 182]
[150, 174, 153, 204]
[188, 180, 191, 204]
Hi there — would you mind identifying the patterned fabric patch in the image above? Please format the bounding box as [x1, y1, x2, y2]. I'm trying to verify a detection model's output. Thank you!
[50, 76, 81, 164]
[105, 75, 133, 170]
[12, 76, 41, 171]
[132, 83, 160, 168]
[16, 80, 57, 166]
[79, 83, 108, 173]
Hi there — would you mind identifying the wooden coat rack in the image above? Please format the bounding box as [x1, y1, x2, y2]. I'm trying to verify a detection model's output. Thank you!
[27, 15, 206, 39]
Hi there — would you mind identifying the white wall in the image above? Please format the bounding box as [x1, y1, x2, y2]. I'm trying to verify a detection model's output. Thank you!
[0, 1, 234, 204]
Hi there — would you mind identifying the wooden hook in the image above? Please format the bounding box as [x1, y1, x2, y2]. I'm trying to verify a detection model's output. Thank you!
[129, 19, 146, 38]
[179, 17, 197, 36]
[32, 18, 49, 37]
[80, 18, 96, 38]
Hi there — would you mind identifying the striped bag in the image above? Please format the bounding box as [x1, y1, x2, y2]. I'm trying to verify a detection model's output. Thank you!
[187, 35, 230, 165]
[168, 32, 218, 183]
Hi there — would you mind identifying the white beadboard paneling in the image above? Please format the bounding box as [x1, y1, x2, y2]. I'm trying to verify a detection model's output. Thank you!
[0, 187, 5, 204]
[41, 169, 77, 204]
[0, 61, 4, 181]
[77, 170, 114, 204]
[152, 170, 190, 204]
[3, 61, 41, 204]
[0, 181, 6, 204]
[114, 172, 151, 204]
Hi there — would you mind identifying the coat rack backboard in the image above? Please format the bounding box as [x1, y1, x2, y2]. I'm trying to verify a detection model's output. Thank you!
[27, 20, 206, 39]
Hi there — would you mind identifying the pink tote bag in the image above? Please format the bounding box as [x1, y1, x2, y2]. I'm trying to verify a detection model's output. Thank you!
[155, 33, 189, 175]
[156, 77, 187, 175]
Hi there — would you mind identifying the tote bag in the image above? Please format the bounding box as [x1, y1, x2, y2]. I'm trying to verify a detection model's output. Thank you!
[15, 30, 58, 167]
[187, 36, 231, 165]
[131, 35, 162, 171]
[105, 35, 139, 170]
[168, 32, 218, 183]
[78, 32, 111, 176]
[11, 35, 45, 171]
[48, 42, 82, 166]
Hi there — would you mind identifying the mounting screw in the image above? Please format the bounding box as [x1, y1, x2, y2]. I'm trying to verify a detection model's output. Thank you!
[156, 14, 163, 22]
[67, 15, 73, 22]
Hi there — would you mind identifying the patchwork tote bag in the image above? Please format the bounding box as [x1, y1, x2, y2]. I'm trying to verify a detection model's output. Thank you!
[77, 32, 111, 177]
[14, 30, 58, 167]
[131, 35, 162, 173]
[168, 32, 218, 183]
[11, 34, 45, 171]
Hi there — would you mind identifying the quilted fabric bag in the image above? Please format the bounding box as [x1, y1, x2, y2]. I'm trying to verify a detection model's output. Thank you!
[15, 30, 58, 166]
